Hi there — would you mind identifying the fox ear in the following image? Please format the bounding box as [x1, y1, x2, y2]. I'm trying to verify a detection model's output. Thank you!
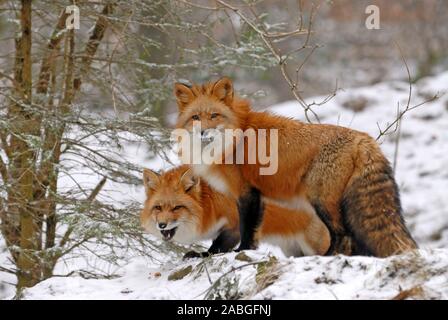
[143, 168, 160, 193]
[179, 168, 200, 194]
[174, 82, 195, 111]
[212, 77, 234, 105]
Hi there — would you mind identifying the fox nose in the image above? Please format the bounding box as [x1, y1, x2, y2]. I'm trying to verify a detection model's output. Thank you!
[158, 223, 167, 229]
[201, 130, 205, 136]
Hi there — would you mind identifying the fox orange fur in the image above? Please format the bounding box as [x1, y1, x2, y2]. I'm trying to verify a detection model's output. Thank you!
[140, 165, 330, 257]
[173, 77, 418, 257]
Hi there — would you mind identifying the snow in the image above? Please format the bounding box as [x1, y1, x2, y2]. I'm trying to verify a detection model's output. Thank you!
[1, 71, 448, 300]
[13, 249, 448, 300]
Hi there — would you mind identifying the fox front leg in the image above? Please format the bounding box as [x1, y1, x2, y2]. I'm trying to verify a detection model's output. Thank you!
[208, 228, 240, 254]
[235, 187, 264, 251]
[183, 229, 240, 260]
[183, 251, 209, 259]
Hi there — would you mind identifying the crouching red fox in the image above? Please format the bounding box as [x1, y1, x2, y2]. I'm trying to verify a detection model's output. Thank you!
[173, 77, 418, 257]
[140, 165, 330, 258]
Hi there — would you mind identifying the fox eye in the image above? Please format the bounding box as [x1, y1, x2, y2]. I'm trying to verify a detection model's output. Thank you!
[210, 113, 219, 119]
[153, 205, 162, 211]
[191, 115, 200, 121]
[173, 205, 184, 211]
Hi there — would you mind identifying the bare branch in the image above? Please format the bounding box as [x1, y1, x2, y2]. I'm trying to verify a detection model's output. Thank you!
[87, 177, 107, 202]
[73, 3, 115, 93]
[0, 265, 16, 274]
[59, 177, 108, 248]
[214, 0, 329, 123]
[36, 9, 69, 95]
[0, 131, 11, 158]
[0, 70, 20, 88]
[0, 154, 7, 184]
[176, 0, 218, 11]
[106, 10, 134, 115]
[376, 43, 440, 141]
[198, 259, 270, 299]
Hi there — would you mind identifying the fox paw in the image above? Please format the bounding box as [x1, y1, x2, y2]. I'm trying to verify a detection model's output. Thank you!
[234, 243, 257, 252]
[183, 251, 209, 260]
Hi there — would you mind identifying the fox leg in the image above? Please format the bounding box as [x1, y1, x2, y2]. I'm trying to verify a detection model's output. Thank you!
[302, 212, 332, 256]
[183, 228, 240, 259]
[311, 201, 357, 256]
[183, 251, 209, 259]
[235, 187, 264, 251]
[208, 228, 240, 254]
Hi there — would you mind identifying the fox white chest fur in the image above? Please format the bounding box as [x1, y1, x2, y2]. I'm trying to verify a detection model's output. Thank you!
[199, 217, 228, 241]
[192, 164, 230, 195]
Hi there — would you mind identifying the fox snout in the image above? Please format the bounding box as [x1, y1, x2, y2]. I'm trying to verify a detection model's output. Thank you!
[157, 222, 167, 229]
[200, 128, 219, 143]
[155, 219, 180, 241]
[197, 125, 224, 143]
[156, 220, 179, 230]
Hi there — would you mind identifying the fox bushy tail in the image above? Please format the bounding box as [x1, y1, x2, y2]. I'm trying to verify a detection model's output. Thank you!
[342, 139, 418, 257]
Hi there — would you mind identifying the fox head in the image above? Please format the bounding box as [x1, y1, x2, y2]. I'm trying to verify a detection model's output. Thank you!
[140, 165, 203, 244]
[174, 77, 251, 164]
[174, 77, 250, 134]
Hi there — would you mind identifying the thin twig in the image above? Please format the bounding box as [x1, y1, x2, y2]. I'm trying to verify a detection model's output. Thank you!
[214, 0, 332, 123]
[196, 259, 268, 299]
[376, 43, 440, 141]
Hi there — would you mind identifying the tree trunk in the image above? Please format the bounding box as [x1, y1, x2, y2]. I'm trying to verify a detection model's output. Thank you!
[0, 1, 114, 293]
[10, 0, 41, 290]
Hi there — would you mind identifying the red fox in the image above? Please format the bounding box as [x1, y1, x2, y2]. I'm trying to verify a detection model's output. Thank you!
[173, 77, 418, 257]
[140, 165, 330, 258]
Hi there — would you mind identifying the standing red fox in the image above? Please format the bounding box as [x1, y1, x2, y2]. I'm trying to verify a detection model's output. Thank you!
[174, 77, 418, 257]
[140, 165, 330, 257]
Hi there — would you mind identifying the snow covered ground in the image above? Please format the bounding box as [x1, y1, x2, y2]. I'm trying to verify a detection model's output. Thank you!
[1, 71, 448, 300]
[18, 249, 448, 300]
